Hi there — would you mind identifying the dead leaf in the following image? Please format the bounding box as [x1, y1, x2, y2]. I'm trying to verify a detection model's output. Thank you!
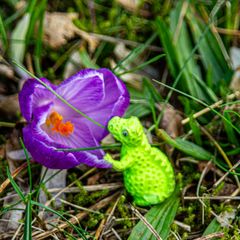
[43, 12, 98, 52]
[230, 47, 240, 91]
[44, 12, 78, 49]
[156, 103, 183, 139]
[116, 0, 150, 17]
[0, 64, 14, 79]
[0, 94, 20, 119]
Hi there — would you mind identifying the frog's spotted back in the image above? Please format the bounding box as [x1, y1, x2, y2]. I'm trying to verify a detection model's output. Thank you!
[105, 116, 176, 206]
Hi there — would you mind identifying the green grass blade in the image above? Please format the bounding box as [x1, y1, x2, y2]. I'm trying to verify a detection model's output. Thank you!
[156, 129, 212, 160]
[118, 54, 165, 76]
[79, 48, 99, 68]
[223, 111, 239, 147]
[189, 116, 202, 146]
[128, 186, 180, 240]
[6, 167, 25, 202]
[187, 5, 233, 90]
[113, 33, 157, 73]
[203, 218, 221, 236]
[10, 13, 31, 63]
[0, 14, 7, 50]
[34, 0, 47, 76]
[24, 196, 32, 240]
[20, 138, 32, 192]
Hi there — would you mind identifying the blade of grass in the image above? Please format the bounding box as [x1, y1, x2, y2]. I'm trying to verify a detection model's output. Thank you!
[118, 54, 165, 76]
[19, 138, 32, 191]
[10, 13, 31, 63]
[6, 167, 25, 202]
[156, 129, 212, 161]
[113, 33, 157, 73]
[34, 0, 47, 76]
[0, 14, 7, 50]
[23, 197, 32, 240]
[223, 111, 239, 147]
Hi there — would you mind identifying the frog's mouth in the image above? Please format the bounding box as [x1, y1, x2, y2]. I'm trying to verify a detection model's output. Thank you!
[107, 116, 121, 134]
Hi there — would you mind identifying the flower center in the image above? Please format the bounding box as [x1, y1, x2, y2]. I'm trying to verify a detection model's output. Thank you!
[46, 111, 74, 136]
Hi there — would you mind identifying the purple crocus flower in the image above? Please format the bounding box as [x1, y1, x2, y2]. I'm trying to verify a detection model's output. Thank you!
[19, 69, 129, 169]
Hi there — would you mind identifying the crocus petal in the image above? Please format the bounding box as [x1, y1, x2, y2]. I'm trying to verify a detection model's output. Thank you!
[19, 78, 56, 121]
[83, 69, 130, 140]
[55, 69, 105, 116]
[23, 104, 111, 169]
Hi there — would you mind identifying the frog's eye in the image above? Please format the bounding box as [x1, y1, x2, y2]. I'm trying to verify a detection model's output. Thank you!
[122, 129, 129, 137]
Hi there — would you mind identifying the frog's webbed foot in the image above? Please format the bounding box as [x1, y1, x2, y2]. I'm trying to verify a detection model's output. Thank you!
[104, 153, 115, 164]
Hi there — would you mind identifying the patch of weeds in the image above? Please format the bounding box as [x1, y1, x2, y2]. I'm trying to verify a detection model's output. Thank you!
[84, 212, 105, 230]
[116, 195, 132, 229]
[67, 173, 109, 206]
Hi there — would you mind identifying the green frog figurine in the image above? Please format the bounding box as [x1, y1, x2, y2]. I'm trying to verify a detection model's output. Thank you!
[104, 116, 175, 206]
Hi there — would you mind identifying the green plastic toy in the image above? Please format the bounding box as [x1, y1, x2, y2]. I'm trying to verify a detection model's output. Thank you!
[104, 116, 175, 206]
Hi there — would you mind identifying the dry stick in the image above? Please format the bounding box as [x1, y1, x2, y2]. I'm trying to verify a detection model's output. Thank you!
[48, 182, 123, 193]
[213, 160, 240, 188]
[216, 27, 240, 37]
[99, 195, 122, 240]
[194, 232, 225, 240]
[75, 29, 162, 52]
[111, 228, 122, 240]
[34, 192, 120, 240]
[200, 126, 240, 190]
[181, 91, 240, 125]
[95, 205, 114, 240]
[184, 196, 240, 200]
[130, 204, 162, 240]
[196, 161, 212, 225]
[0, 161, 28, 194]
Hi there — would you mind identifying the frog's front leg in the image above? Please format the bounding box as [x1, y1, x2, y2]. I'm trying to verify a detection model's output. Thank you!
[104, 153, 134, 171]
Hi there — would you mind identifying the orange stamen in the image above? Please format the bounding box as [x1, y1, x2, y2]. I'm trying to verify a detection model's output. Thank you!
[45, 111, 74, 136]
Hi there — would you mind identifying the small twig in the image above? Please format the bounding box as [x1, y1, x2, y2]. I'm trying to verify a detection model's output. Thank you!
[181, 91, 240, 125]
[95, 205, 113, 240]
[76, 30, 163, 52]
[130, 204, 162, 240]
[194, 232, 225, 240]
[201, 126, 240, 189]
[215, 27, 240, 37]
[99, 194, 122, 240]
[111, 228, 122, 240]
[184, 196, 240, 200]
[173, 220, 191, 232]
[48, 182, 123, 193]
[214, 160, 240, 188]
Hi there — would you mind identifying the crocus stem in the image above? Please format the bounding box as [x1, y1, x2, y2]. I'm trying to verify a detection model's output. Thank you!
[13, 60, 105, 128]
